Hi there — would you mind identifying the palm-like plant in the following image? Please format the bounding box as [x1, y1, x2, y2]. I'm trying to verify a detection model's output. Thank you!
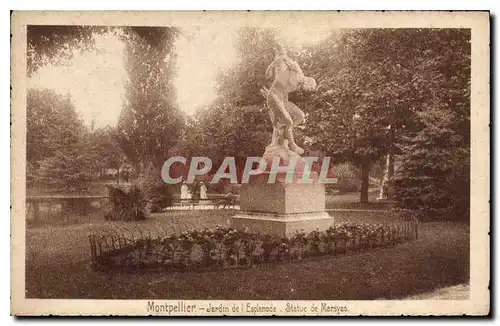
[104, 184, 148, 221]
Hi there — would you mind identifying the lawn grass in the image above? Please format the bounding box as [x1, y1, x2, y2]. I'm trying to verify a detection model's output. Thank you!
[325, 191, 390, 210]
[25, 209, 469, 299]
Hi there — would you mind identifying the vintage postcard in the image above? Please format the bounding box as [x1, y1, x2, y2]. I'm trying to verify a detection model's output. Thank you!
[10, 11, 490, 316]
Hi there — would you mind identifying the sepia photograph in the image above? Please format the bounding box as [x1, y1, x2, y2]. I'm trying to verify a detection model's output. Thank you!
[10, 11, 490, 316]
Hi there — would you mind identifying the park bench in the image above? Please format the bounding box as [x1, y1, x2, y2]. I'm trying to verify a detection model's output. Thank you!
[170, 194, 239, 210]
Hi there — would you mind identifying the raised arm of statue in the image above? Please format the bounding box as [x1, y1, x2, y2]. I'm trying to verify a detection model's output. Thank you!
[265, 57, 280, 80]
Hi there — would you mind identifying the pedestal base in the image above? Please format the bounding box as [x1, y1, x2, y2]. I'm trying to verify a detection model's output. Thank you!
[232, 211, 334, 237]
[232, 169, 333, 237]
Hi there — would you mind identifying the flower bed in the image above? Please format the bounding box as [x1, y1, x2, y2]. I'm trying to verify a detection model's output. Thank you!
[88, 220, 418, 272]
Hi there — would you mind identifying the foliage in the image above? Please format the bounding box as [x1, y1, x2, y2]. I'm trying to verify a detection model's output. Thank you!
[329, 163, 360, 194]
[85, 126, 127, 175]
[36, 147, 95, 193]
[117, 27, 185, 173]
[215, 27, 279, 106]
[300, 30, 389, 163]
[182, 28, 279, 170]
[185, 103, 271, 170]
[104, 184, 148, 221]
[26, 88, 87, 170]
[27, 25, 110, 77]
[27, 26, 471, 217]
[27, 29, 132, 191]
[382, 29, 471, 220]
[393, 106, 470, 220]
[300, 28, 470, 202]
[27, 88, 95, 192]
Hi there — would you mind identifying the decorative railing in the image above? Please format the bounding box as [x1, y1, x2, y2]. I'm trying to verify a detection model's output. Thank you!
[88, 219, 418, 272]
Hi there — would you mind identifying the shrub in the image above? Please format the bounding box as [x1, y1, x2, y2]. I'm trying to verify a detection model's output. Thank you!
[327, 163, 359, 194]
[35, 148, 94, 194]
[104, 184, 148, 221]
[393, 108, 470, 221]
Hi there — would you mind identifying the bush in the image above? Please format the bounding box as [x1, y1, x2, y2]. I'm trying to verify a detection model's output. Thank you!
[35, 148, 94, 194]
[393, 108, 470, 221]
[104, 184, 148, 221]
[327, 163, 360, 194]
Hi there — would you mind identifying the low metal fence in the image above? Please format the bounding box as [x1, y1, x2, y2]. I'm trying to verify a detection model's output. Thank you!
[88, 218, 419, 273]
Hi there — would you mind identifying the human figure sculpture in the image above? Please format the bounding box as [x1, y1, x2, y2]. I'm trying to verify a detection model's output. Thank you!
[180, 182, 191, 200]
[199, 181, 208, 200]
[260, 45, 317, 155]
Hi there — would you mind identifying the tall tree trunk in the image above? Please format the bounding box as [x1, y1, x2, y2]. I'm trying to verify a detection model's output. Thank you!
[134, 161, 142, 176]
[387, 123, 395, 199]
[360, 161, 370, 203]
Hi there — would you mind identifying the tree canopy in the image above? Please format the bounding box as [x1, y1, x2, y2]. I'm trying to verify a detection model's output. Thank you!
[26, 88, 95, 192]
[298, 28, 470, 202]
[182, 27, 279, 177]
[25, 26, 471, 215]
[26, 88, 86, 170]
[116, 27, 185, 173]
[27, 25, 110, 77]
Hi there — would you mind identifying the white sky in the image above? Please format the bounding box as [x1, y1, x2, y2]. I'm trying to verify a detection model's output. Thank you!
[28, 25, 335, 128]
[29, 32, 127, 128]
[173, 26, 238, 115]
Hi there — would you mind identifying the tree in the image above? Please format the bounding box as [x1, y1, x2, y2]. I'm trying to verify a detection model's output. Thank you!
[113, 27, 185, 212]
[36, 145, 94, 193]
[301, 28, 470, 203]
[300, 30, 391, 202]
[116, 27, 185, 173]
[85, 126, 127, 179]
[215, 27, 279, 106]
[26, 88, 87, 172]
[190, 101, 270, 163]
[27, 25, 109, 77]
[390, 29, 470, 220]
[27, 88, 99, 193]
[184, 27, 279, 176]
[393, 106, 470, 220]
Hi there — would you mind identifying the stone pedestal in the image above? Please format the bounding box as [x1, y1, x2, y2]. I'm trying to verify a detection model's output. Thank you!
[232, 172, 334, 237]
